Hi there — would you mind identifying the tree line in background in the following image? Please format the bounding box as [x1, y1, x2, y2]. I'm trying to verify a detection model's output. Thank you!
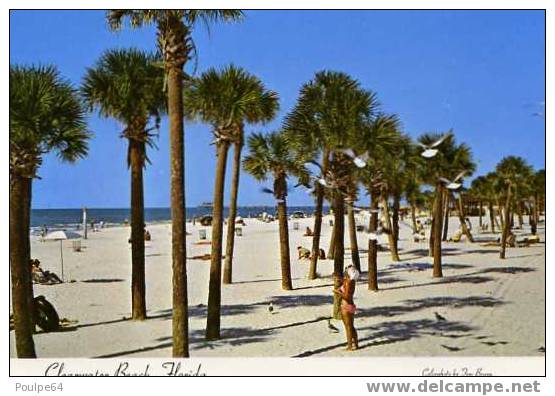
[9, 10, 545, 358]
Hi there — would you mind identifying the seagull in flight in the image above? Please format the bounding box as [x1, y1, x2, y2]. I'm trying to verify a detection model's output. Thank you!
[335, 148, 370, 168]
[418, 133, 452, 158]
[438, 170, 467, 190]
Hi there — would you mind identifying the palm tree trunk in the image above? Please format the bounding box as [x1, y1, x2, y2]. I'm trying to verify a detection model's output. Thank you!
[206, 142, 229, 340]
[308, 184, 324, 280]
[23, 177, 35, 328]
[381, 196, 400, 262]
[10, 175, 36, 358]
[531, 194, 538, 235]
[167, 66, 189, 357]
[223, 141, 242, 284]
[392, 193, 401, 259]
[410, 203, 417, 232]
[432, 183, 444, 277]
[129, 139, 146, 320]
[456, 194, 474, 242]
[497, 199, 505, 230]
[332, 193, 345, 319]
[276, 192, 293, 291]
[429, 209, 435, 257]
[368, 189, 379, 291]
[442, 190, 450, 241]
[517, 200, 524, 228]
[347, 203, 361, 272]
[328, 221, 337, 259]
[479, 200, 483, 229]
[500, 185, 512, 259]
[488, 201, 496, 233]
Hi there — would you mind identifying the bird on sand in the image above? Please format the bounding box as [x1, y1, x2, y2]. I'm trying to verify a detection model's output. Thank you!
[434, 312, 447, 321]
[327, 319, 340, 333]
[441, 344, 464, 352]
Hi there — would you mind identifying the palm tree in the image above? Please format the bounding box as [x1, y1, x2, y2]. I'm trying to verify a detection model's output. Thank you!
[107, 9, 243, 356]
[358, 114, 405, 289]
[470, 175, 489, 229]
[379, 133, 414, 262]
[81, 48, 165, 320]
[530, 169, 545, 235]
[283, 72, 378, 299]
[495, 156, 533, 259]
[184, 65, 278, 340]
[417, 131, 474, 277]
[243, 132, 307, 292]
[10, 65, 89, 357]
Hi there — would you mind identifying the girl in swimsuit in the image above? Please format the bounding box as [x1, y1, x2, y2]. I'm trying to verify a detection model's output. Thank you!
[333, 265, 359, 350]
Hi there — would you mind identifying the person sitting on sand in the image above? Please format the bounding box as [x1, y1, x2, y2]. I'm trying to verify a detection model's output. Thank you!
[304, 226, 314, 237]
[449, 229, 463, 242]
[415, 220, 423, 233]
[30, 259, 62, 285]
[297, 246, 310, 259]
[144, 229, 151, 241]
[333, 265, 360, 351]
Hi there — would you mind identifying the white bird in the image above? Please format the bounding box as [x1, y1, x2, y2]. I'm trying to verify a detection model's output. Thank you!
[418, 133, 452, 158]
[439, 170, 467, 190]
[336, 148, 370, 168]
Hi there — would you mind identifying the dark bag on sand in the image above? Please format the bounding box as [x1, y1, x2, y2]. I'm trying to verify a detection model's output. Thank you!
[34, 295, 60, 332]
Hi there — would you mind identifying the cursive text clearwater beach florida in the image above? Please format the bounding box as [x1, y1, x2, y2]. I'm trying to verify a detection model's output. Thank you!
[44, 362, 206, 376]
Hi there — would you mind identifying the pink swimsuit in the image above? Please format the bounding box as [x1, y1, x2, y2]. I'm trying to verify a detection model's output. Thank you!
[339, 285, 357, 314]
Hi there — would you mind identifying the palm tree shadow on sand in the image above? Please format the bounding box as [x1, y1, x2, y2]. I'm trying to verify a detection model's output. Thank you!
[294, 318, 475, 357]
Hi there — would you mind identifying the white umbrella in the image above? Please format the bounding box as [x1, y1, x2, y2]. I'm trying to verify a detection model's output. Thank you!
[44, 230, 82, 281]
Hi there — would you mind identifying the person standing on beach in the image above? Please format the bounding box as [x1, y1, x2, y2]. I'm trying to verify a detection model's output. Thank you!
[333, 265, 360, 351]
[40, 224, 48, 241]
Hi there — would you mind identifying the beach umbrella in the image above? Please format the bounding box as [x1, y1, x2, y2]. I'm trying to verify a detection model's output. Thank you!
[44, 230, 82, 281]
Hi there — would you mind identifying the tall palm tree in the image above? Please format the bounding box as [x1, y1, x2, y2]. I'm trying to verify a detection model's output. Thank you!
[283, 72, 379, 299]
[81, 48, 165, 320]
[417, 132, 474, 277]
[107, 9, 243, 356]
[358, 114, 404, 290]
[10, 65, 89, 358]
[184, 65, 278, 339]
[495, 156, 533, 259]
[243, 132, 307, 292]
[379, 133, 414, 262]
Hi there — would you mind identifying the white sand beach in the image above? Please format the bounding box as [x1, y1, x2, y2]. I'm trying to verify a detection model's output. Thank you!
[10, 215, 545, 359]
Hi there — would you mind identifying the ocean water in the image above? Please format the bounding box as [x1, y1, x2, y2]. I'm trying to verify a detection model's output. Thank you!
[30, 206, 325, 231]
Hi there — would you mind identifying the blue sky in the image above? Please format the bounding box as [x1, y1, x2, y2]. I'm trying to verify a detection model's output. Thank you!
[10, 10, 545, 209]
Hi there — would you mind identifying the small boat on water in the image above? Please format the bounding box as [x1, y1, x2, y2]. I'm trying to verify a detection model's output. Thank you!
[198, 201, 214, 209]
